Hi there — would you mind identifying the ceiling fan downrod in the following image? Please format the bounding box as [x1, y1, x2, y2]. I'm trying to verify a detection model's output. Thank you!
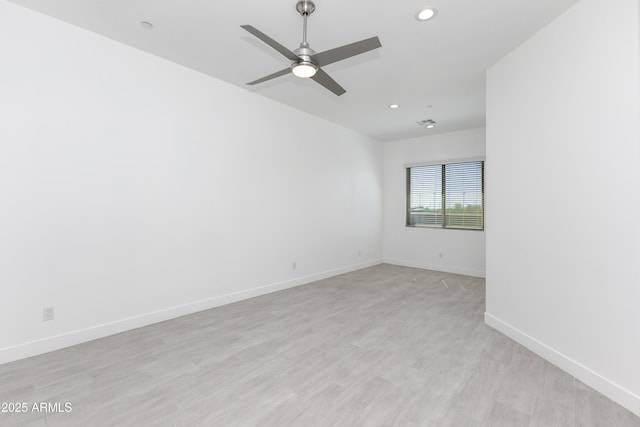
[296, 0, 315, 47]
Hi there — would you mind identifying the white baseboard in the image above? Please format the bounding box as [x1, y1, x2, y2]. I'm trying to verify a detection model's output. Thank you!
[382, 258, 485, 278]
[0, 259, 382, 366]
[485, 313, 640, 417]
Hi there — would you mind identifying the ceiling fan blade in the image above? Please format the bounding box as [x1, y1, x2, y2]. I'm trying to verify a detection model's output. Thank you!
[312, 36, 382, 67]
[247, 68, 291, 85]
[241, 25, 299, 61]
[311, 68, 346, 96]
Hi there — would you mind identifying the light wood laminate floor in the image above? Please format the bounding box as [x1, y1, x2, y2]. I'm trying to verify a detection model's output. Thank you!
[1, 264, 638, 426]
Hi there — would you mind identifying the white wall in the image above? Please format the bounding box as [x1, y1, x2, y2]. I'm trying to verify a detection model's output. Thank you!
[486, 0, 640, 415]
[0, 1, 383, 364]
[383, 128, 486, 277]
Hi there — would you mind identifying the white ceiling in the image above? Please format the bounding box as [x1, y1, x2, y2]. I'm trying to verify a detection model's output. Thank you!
[9, 0, 578, 141]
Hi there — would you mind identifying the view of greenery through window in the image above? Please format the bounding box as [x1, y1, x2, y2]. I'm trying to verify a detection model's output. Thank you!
[406, 161, 484, 230]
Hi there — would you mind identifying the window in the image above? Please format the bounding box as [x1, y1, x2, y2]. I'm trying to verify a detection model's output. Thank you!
[406, 160, 484, 230]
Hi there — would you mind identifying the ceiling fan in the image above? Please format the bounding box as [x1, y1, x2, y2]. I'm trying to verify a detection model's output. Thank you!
[241, 0, 382, 96]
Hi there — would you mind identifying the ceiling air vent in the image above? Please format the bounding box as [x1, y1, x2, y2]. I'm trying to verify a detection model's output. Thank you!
[417, 119, 436, 128]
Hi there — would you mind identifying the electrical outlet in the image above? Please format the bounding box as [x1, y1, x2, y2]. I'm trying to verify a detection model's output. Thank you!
[43, 307, 54, 321]
[292, 262, 296, 270]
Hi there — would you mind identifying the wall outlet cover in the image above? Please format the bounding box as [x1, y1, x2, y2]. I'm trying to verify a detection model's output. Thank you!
[43, 307, 54, 321]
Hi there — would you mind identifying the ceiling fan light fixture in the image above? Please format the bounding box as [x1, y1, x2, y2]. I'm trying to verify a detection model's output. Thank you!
[416, 8, 437, 21]
[291, 61, 318, 78]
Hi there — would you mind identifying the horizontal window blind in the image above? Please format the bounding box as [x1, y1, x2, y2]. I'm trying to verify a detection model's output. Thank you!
[406, 160, 484, 230]
[407, 165, 442, 227]
[445, 161, 484, 229]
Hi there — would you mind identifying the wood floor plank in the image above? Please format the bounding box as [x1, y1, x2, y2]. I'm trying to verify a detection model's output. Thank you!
[0, 264, 637, 426]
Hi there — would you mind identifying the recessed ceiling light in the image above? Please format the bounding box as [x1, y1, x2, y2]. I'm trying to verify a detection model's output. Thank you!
[140, 21, 154, 30]
[416, 8, 437, 21]
[389, 104, 399, 109]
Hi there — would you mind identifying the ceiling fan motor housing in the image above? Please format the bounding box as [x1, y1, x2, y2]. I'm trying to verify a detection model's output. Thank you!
[293, 45, 317, 67]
